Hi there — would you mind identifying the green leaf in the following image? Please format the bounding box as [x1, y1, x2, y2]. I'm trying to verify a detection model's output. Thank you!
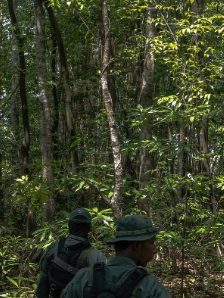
[75, 181, 85, 191]
[79, 181, 85, 188]
[6, 276, 18, 288]
[71, 138, 81, 147]
[108, 192, 113, 198]
[40, 232, 46, 242]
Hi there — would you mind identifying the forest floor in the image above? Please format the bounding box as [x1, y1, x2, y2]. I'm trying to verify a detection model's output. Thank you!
[159, 263, 224, 297]
[164, 274, 224, 297]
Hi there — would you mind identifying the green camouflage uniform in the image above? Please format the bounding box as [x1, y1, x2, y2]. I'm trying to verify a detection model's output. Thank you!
[60, 256, 170, 298]
[35, 209, 106, 298]
[60, 215, 171, 298]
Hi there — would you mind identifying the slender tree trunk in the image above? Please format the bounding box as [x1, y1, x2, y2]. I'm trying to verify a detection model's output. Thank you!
[172, 118, 186, 224]
[199, 118, 216, 214]
[168, 123, 174, 175]
[177, 121, 185, 201]
[101, 0, 122, 218]
[8, 0, 30, 177]
[44, 0, 78, 174]
[8, 0, 32, 236]
[34, 0, 55, 222]
[51, 34, 59, 161]
[10, 1, 20, 175]
[191, 0, 204, 16]
[138, 6, 157, 216]
[11, 28, 19, 141]
[108, 41, 117, 109]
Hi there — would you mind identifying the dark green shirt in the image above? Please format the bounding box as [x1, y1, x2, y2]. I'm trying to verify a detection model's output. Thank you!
[60, 256, 171, 298]
[35, 235, 106, 298]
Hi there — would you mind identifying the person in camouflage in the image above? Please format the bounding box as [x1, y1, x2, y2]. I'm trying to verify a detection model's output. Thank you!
[35, 208, 106, 298]
[60, 214, 171, 298]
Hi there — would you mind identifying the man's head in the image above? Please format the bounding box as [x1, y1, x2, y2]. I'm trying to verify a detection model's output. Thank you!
[68, 208, 91, 238]
[106, 215, 162, 267]
[114, 237, 157, 267]
[70, 208, 91, 223]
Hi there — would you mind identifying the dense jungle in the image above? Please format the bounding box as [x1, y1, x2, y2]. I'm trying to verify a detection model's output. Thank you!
[0, 0, 224, 297]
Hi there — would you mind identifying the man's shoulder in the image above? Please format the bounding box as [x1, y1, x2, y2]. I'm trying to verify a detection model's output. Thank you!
[73, 266, 170, 298]
[42, 241, 58, 258]
[87, 247, 107, 265]
[89, 247, 104, 255]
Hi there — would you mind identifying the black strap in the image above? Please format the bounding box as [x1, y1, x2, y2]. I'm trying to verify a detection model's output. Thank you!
[88, 263, 148, 298]
[88, 262, 105, 298]
[114, 267, 148, 298]
[76, 246, 94, 268]
[54, 237, 66, 258]
[53, 256, 79, 275]
[53, 238, 92, 275]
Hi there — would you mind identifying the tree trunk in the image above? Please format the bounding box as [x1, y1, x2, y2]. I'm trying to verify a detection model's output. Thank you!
[34, 0, 55, 222]
[51, 34, 59, 161]
[101, 0, 122, 218]
[171, 120, 186, 224]
[8, 0, 30, 177]
[8, 0, 32, 236]
[176, 120, 186, 209]
[11, 28, 19, 141]
[191, 0, 204, 16]
[138, 6, 157, 216]
[44, 0, 78, 174]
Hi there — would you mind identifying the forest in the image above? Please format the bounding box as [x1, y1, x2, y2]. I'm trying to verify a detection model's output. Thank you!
[0, 0, 224, 297]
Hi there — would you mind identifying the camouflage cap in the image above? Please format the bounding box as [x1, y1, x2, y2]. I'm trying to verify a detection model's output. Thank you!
[69, 208, 91, 223]
[106, 215, 162, 244]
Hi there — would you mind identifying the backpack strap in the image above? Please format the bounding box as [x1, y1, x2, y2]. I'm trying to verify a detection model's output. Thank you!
[87, 265, 148, 298]
[53, 241, 93, 275]
[88, 262, 105, 298]
[114, 268, 148, 298]
[54, 237, 66, 258]
[76, 246, 94, 268]
[53, 256, 79, 275]
[53, 237, 79, 275]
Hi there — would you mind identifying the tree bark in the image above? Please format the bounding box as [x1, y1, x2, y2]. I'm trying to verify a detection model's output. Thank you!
[191, 0, 204, 16]
[138, 6, 157, 215]
[44, 0, 78, 174]
[34, 0, 55, 222]
[177, 121, 186, 202]
[51, 34, 59, 161]
[8, 0, 32, 236]
[8, 0, 30, 177]
[11, 28, 19, 140]
[101, 0, 122, 218]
